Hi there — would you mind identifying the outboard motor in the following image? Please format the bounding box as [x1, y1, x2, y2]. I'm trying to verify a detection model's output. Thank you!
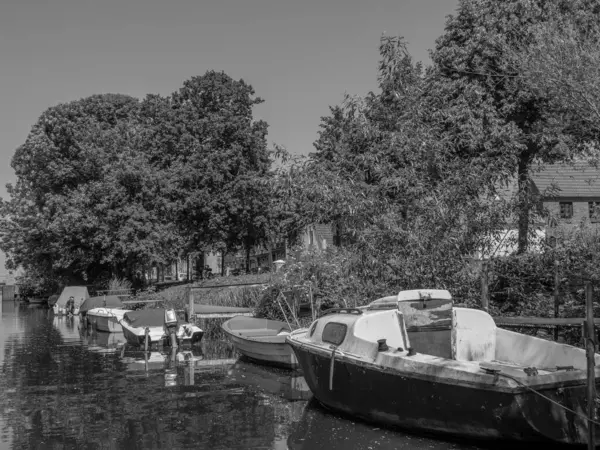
[164, 309, 179, 348]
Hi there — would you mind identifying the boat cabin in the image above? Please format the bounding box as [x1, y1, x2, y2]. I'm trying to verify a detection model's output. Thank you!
[305, 289, 599, 371]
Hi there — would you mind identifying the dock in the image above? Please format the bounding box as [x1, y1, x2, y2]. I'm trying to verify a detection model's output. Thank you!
[193, 304, 254, 319]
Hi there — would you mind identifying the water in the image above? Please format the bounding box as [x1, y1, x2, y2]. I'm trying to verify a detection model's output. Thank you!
[0, 301, 482, 450]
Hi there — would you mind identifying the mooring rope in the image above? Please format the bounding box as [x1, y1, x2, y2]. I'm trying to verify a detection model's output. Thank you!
[494, 371, 600, 427]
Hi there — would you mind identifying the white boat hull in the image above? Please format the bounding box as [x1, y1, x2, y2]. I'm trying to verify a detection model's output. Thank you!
[228, 333, 298, 369]
[120, 320, 204, 348]
[87, 308, 131, 333]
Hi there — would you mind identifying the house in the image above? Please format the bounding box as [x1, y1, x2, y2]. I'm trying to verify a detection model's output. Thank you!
[480, 161, 600, 258]
[222, 223, 339, 273]
[531, 161, 600, 232]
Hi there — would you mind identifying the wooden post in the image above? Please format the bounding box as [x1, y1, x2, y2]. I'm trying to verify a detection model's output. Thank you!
[170, 332, 178, 349]
[553, 260, 560, 341]
[585, 281, 596, 450]
[186, 359, 195, 386]
[481, 261, 489, 312]
[144, 327, 150, 352]
[188, 287, 194, 319]
[309, 284, 315, 322]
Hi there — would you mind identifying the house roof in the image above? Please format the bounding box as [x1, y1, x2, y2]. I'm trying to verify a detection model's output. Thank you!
[531, 161, 600, 198]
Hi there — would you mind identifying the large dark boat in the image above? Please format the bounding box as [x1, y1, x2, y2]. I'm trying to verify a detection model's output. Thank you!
[286, 289, 600, 446]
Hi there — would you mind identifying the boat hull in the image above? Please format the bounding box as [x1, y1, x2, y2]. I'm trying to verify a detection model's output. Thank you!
[89, 314, 121, 332]
[227, 332, 299, 370]
[290, 343, 600, 446]
[86, 308, 131, 333]
[120, 321, 204, 348]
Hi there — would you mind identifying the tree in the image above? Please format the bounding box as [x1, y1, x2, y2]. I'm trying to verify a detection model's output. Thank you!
[507, 16, 600, 137]
[279, 36, 512, 297]
[430, 0, 600, 252]
[0, 94, 179, 287]
[149, 71, 272, 272]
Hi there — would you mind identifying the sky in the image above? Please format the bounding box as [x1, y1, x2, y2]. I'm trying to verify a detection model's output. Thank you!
[0, 0, 460, 278]
[0, 0, 459, 203]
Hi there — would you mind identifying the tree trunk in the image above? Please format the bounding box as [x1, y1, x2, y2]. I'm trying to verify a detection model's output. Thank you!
[517, 155, 530, 254]
[221, 251, 226, 276]
[268, 243, 273, 270]
[245, 245, 251, 274]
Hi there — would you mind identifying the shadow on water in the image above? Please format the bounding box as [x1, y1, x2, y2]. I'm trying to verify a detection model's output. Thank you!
[0, 307, 493, 450]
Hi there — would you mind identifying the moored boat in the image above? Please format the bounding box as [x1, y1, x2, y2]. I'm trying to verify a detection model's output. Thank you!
[120, 309, 204, 348]
[222, 315, 299, 370]
[52, 286, 90, 316]
[87, 307, 132, 332]
[79, 295, 130, 332]
[286, 289, 600, 446]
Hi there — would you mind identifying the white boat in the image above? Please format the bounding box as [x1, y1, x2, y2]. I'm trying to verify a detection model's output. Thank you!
[222, 316, 299, 369]
[52, 286, 89, 316]
[87, 307, 132, 332]
[79, 294, 130, 332]
[120, 309, 204, 348]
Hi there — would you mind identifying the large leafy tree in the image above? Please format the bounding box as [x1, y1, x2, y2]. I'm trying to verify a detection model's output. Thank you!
[0, 94, 179, 286]
[507, 14, 600, 136]
[145, 71, 272, 271]
[430, 0, 600, 252]
[280, 36, 513, 297]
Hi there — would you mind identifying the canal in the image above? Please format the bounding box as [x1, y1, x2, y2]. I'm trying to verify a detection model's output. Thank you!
[0, 301, 483, 450]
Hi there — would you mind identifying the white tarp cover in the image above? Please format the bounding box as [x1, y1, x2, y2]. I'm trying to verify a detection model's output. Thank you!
[56, 286, 90, 309]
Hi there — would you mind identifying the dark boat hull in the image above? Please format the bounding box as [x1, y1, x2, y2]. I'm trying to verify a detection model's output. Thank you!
[291, 344, 600, 446]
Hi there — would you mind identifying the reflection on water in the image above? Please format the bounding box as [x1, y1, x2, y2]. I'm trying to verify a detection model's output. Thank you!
[0, 302, 481, 449]
[288, 399, 485, 450]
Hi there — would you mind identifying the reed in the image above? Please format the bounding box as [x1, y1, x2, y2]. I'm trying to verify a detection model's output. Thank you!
[191, 286, 264, 309]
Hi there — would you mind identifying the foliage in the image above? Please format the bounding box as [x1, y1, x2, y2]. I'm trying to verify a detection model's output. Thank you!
[507, 14, 600, 137]
[107, 276, 133, 292]
[275, 35, 513, 301]
[0, 94, 179, 286]
[0, 71, 275, 291]
[430, 0, 600, 253]
[15, 269, 63, 298]
[146, 71, 273, 265]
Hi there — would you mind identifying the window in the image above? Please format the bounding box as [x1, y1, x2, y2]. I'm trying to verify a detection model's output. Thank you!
[560, 202, 573, 219]
[589, 202, 600, 222]
[322, 322, 347, 346]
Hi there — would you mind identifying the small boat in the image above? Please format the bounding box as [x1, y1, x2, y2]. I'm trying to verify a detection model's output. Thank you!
[52, 286, 90, 316]
[79, 295, 130, 332]
[287, 289, 600, 446]
[120, 308, 204, 348]
[221, 315, 299, 370]
[87, 307, 132, 332]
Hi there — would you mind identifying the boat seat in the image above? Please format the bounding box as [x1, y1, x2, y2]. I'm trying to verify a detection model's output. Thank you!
[452, 308, 496, 362]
